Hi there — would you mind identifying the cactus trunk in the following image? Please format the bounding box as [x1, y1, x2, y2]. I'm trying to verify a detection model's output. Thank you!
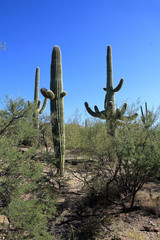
[34, 67, 40, 129]
[106, 45, 114, 111]
[51, 46, 65, 176]
[34, 67, 40, 100]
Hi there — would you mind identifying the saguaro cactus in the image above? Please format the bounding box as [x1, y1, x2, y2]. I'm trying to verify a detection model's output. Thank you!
[85, 45, 138, 136]
[28, 67, 48, 129]
[33, 67, 48, 129]
[140, 102, 153, 129]
[41, 46, 67, 176]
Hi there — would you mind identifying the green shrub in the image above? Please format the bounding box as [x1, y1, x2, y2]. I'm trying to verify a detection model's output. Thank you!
[39, 114, 53, 151]
[115, 122, 160, 208]
[0, 97, 57, 239]
[0, 96, 39, 146]
[66, 106, 160, 210]
[65, 109, 84, 154]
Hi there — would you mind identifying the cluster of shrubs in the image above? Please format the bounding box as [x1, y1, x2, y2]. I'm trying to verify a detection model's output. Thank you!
[0, 97, 56, 239]
[0, 96, 160, 239]
[65, 105, 160, 210]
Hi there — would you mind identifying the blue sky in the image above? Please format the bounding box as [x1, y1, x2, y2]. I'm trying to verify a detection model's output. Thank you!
[1, 0, 160, 122]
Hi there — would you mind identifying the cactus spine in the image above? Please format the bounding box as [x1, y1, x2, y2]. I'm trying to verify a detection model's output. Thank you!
[33, 67, 48, 129]
[41, 46, 66, 176]
[85, 45, 138, 136]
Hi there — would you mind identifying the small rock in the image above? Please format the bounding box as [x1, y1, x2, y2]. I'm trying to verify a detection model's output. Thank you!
[149, 220, 156, 226]
[142, 226, 159, 232]
[0, 215, 9, 225]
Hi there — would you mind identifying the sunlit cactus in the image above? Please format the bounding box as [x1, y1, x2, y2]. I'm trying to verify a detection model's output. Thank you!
[140, 102, 154, 129]
[29, 67, 48, 129]
[41, 46, 67, 176]
[85, 45, 138, 136]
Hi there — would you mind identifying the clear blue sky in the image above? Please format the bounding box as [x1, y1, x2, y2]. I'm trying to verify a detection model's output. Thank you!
[1, 0, 160, 123]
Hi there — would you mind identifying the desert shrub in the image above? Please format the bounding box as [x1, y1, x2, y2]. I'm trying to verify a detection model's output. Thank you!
[39, 114, 53, 151]
[0, 96, 39, 146]
[65, 122, 82, 151]
[67, 106, 160, 210]
[0, 97, 57, 239]
[114, 122, 160, 208]
[80, 119, 116, 160]
[65, 109, 84, 154]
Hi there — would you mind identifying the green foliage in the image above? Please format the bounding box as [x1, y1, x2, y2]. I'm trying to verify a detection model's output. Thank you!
[65, 123, 82, 153]
[115, 122, 160, 208]
[81, 120, 115, 160]
[7, 196, 56, 239]
[66, 114, 115, 161]
[65, 110, 84, 153]
[39, 114, 53, 151]
[0, 96, 38, 146]
[66, 105, 160, 209]
[0, 97, 57, 239]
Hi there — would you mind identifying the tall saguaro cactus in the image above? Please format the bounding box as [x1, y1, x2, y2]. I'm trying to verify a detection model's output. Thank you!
[29, 67, 48, 129]
[85, 45, 138, 136]
[41, 46, 67, 176]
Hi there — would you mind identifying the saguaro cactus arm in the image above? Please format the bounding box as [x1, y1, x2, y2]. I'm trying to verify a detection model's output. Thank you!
[60, 92, 67, 98]
[36, 99, 41, 112]
[85, 102, 101, 118]
[85, 102, 107, 119]
[120, 103, 127, 115]
[121, 112, 138, 121]
[113, 78, 124, 92]
[115, 103, 138, 121]
[39, 98, 48, 114]
[40, 88, 55, 100]
[103, 78, 124, 93]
